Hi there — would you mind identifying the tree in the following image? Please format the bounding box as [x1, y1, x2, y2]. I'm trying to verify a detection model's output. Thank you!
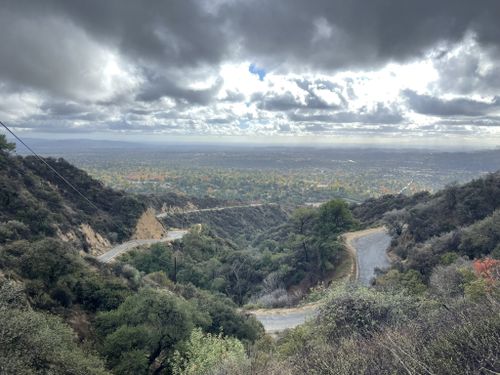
[96, 288, 209, 374]
[171, 328, 249, 375]
[0, 134, 15, 153]
[0, 281, 109, 375]
[291, 207, 317, 235]
[316, 199, 357, 238]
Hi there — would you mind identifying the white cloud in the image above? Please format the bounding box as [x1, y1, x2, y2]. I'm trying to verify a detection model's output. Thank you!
[0, 4, 499, 148]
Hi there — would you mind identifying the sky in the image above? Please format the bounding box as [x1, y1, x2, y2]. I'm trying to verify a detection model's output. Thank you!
[1, 0, 500, 148]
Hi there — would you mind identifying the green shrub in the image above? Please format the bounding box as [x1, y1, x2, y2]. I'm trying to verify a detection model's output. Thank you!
[316, 283, 419, 340]
[171, 328, 249, 375]
[0, 281, 109, 375]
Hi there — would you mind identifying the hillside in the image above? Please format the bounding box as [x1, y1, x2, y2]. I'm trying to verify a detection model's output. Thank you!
[261, 174, 500, 374]
[0, 143, 146, 251]
[0, 140, 287, 255]
[353, 172, 500, 278]
[158, 204, 289, 245]
[1, 136, 498, 374]
[0, 137, 265, 374]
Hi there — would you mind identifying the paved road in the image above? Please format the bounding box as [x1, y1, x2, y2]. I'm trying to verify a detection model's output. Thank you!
[352, 230, 391, 285]
[251, 305, 318, 334]
[97, 230, 187, 263]
[156, 203, 275, 218]
[252, 227, 391, 332]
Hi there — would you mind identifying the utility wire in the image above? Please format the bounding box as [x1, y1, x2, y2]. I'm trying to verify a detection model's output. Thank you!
[0, 120, 100, 211]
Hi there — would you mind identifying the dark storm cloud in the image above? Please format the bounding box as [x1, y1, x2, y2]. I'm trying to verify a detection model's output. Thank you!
[40, 101, 89, 117]
[433, 47, 500, 95]
[226, 0, 500, 71]
[0, 6, 114, 100]
[252, 85, 344, 112]
[3, 0, 500, 95]
[404, 90, 500, 117]
[0, 0, 228, 103]
[136, 74, 223, 105]
[36, 0, 228, 67]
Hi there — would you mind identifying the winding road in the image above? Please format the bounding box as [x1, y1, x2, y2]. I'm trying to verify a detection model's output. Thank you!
[251, 227, 391, 333]
[96, 223, 392, 334]
[98, 203, 275, 262]
[156, 203, 276, 218]
[96, 230, 187, 263]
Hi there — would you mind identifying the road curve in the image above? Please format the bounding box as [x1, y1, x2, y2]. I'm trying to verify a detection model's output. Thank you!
[251, 226, 391, 333]
[250, 304, 319, 335]
[343, 227, 391, 286]
[97, 230, 188, 263]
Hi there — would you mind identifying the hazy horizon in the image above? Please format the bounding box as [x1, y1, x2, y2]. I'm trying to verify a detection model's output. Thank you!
[7, 134, 500, 152]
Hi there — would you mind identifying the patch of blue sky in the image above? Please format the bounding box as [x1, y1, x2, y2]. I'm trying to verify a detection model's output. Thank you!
[249, 63, 266, 81]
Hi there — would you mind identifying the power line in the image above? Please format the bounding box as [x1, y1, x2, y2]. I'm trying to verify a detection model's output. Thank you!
[0, 120, 100, 211]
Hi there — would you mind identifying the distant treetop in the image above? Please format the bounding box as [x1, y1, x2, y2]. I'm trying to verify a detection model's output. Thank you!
[0, 134, 15, 152]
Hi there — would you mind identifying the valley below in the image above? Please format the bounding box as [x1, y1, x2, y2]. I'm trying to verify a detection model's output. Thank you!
[1, 139, 499, 374]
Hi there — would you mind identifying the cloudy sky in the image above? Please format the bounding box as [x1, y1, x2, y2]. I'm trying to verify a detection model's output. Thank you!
[1, 0, 500, 148]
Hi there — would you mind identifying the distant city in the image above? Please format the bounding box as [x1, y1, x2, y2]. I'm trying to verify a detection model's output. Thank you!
[15, 138, 500, 205]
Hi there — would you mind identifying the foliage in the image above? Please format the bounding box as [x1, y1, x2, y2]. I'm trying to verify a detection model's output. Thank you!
[0, 280, 109, 375]
[316, 283, 420, 340]
[92, 282, 261, 374]
[0, 237, 262, 373]
[121, 228, 263, 304]
[250, 200, 358, 301]
[352, 191, 430, 225]
[95, 288, 206, 374]
[171, 328, 249, 375]
[270, 282, 500, 375]
[161, 281, 264, 343]
[123, 199, 357, 307]
[0, 238, 130, 312]
[0, 134, 15, 153]
[0, 151, 147, 245]
[354, 173, 500, 279]
[429, 258, 473, 299]
[472, 257, 500, 282]
[159, 203, 289, 246]
[375, 269, 426, 295]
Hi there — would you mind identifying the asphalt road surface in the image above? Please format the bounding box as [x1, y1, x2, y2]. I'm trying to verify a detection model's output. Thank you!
[251, 306, 319, 334]
[97, 230, 187, 263]
[353, 230, 391, 285]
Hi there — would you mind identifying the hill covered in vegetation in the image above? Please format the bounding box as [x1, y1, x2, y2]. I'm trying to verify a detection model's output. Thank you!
[249, 173, 500, 374]
[353, 172, 500, 277]
[1, 134, 499, 374]
[0, 136, 269, 373]
[119, 199, 357, 307]
[0, 136, 284, 253]
[0, 139, 146, 248]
